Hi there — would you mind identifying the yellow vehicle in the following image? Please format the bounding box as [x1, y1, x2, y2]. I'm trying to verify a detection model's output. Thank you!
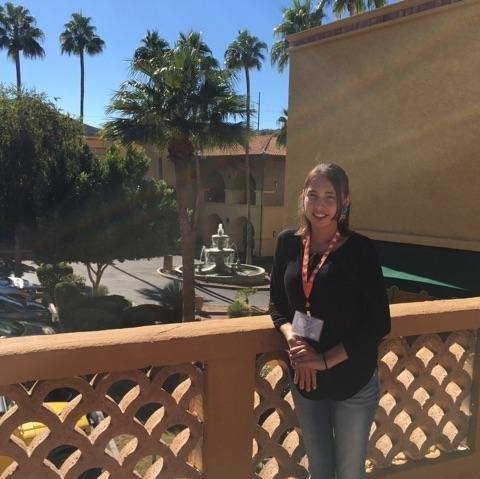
[0, 397, 89, 472]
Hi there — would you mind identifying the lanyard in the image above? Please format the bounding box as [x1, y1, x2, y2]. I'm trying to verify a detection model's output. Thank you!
[302, 230, 340, 314]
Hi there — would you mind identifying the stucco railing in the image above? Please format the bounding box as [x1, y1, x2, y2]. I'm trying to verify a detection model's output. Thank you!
[0, 298, 479, 478]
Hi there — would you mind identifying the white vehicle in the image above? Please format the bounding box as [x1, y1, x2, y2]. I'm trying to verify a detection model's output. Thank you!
[6, 275, 38, 293]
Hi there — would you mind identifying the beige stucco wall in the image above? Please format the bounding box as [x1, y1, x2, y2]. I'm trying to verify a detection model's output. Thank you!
[262, 156, 285, 207]
[286, 0, 480, 251]
[261, 207, 286, 256]
[160, 153, 285, 256]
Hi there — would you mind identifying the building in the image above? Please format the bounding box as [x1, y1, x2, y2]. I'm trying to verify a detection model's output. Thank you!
[157, 134, 286, 258]
[84, 128, 286, 258]
[285, 0, 480, 298]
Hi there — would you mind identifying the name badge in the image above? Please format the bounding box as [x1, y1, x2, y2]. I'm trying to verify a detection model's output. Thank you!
[292, 310, 324, 342]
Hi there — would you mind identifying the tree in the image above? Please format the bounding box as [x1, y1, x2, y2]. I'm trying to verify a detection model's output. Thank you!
[0, 87, 92, 272]
[133, 29, 169, 65]
[225, 30, 267, 264]
[0, 2, 45, 90]
[104, 32, 246, 321]
[36, 145, 179, 294]
[321, 0, 387, 17]
[60, 12, 105, 120]
[271, 0, 324, 73]
[276, 108, 288, 147]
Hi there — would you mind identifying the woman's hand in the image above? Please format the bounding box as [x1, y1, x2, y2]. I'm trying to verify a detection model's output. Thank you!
[286, 335, 318, 391]
[290, 343, 323, 370]
[293, 363, 317, 392]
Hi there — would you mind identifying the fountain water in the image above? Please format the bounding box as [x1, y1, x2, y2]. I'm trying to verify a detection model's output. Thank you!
[175, 224, 267, 286]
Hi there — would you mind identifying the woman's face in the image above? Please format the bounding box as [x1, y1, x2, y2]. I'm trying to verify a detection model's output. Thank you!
[303, 175, 340, 230]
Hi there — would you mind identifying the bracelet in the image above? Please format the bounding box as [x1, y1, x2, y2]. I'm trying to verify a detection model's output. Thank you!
[322, 354, 329, 370]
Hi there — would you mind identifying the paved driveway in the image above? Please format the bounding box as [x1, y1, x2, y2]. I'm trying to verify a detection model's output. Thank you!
[69, 257, 270, 310]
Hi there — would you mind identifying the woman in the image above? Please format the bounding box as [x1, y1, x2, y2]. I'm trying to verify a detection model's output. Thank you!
[269, 163, 391, 479]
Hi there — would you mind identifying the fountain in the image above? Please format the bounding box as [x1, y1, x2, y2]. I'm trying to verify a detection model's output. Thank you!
[175, 224, 267, 286]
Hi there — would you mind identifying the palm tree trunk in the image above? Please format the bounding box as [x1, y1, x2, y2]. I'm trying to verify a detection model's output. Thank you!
[193, 152, 202, 233]
[348, 0, 356, 15]
[169, 139, 196, 322]
[15, 52, 21, 91]
[245, 67, 253, 265]
[80, 49, 85, 120]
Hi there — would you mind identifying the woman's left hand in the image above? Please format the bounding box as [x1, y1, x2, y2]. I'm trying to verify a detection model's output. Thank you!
[290, 344, 322, 370]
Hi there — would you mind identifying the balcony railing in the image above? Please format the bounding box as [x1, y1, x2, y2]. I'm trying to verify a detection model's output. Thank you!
[0, 298, 479, 478]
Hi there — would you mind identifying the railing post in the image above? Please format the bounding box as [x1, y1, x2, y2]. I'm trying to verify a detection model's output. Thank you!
[203, 353, 256, 479]
[468, 329, 480, 452]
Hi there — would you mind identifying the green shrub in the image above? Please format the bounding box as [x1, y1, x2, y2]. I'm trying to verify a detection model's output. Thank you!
[72, 295, 131, 315]
[227, 300, 250, 318]
[157, 281, 183, 322]
[93, 284, 109, 296]
[234, 287, 257, 306]
[260, 364, 274, 379]
[37, 263, 85, 302]
[61, 308, 119, 332]
[54, 282, 82, 313]
[121, 304, 180, 328]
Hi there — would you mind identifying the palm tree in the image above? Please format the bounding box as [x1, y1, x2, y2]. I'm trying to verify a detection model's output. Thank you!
[60, 13, 105, 120]
[225, 30, 267, 265]
[321, 0, 387, 17]
[0, 2, 45, 90]
[276, 108, 288, 147]
[271, 0, 324, 73]
[178, 30, 219, 70]
[133, 29, 169, 64]
[104, 33, 246, 321]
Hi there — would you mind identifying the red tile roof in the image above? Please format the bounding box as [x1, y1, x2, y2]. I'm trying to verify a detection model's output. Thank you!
[202, 134, 285, 157]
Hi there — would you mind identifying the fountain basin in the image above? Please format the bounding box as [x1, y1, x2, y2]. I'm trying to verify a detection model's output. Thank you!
[174, 264, 267, 286]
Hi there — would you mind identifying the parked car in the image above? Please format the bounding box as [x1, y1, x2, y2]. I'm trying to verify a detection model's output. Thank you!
[0, 318, 91, 475]
[0, 396, 89, 473]
[0, 296, 51, 323]
[0, 318, 56, 338]
[0, 275, 38, 296]
[0, 279, 31, 301]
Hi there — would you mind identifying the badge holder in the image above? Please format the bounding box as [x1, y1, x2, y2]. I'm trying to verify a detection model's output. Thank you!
[292, 310, 324, 342]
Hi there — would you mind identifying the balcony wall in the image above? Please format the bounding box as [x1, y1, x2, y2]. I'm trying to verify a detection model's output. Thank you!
[0, 298, 479, 478]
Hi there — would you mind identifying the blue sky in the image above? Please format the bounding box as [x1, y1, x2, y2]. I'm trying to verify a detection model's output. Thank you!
[0, 0, 338, 129]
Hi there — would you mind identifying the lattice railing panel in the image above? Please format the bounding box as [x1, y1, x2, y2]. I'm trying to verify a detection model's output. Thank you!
[370, 330, 476, 469]
[253, 330, 478, 477]
[253, 351, 308, 479]
[0, 364, 204, 479]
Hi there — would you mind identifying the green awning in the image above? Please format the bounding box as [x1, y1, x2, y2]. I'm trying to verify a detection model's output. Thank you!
[375, 240, 480, 299]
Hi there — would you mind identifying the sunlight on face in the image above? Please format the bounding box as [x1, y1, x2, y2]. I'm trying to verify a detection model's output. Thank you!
[303, 175, 339, 229]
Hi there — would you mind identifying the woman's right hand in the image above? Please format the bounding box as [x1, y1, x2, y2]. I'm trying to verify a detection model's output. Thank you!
[287, 335, 317, 392]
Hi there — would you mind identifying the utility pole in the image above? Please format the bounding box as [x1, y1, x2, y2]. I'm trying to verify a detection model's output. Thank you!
[257, 91, 261, 131]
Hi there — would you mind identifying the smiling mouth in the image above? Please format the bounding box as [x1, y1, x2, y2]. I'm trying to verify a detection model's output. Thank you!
[313, 213, 328, 219]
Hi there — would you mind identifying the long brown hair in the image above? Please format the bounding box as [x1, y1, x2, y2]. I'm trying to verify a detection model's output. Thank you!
[296, 163, 351, 237]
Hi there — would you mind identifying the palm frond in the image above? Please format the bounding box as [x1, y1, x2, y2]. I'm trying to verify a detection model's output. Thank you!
[271, 0, 324, 72]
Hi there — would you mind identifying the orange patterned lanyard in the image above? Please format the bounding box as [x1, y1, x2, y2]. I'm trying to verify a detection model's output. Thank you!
[302, 231, 340, 314]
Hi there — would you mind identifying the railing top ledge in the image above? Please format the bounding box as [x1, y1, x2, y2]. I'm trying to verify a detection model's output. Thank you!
[0, 298, 479, 385]
[389, 297, 480, 337]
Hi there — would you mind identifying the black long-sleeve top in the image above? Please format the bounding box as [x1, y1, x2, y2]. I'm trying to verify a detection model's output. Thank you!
[269, 229, 391, 400]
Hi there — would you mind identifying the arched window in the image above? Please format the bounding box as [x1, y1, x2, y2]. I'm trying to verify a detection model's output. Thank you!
[203, 171, 226, 203]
